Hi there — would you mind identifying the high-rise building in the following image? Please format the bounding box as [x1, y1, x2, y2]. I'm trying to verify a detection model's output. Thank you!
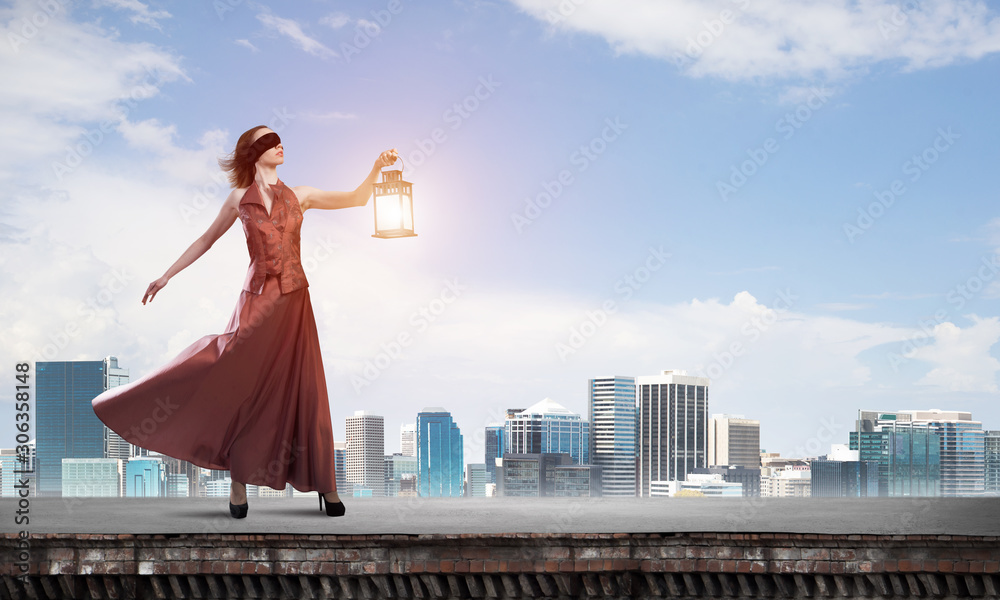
[385, 453, 418, 497]
[986, 430, 1000, 496]
[465, 463, 489, 497]
[102, 356, 132, 463]
[346, 411, 385, 497]
[850, 414, 941, 497]
[484, 424, 504, 484]
[417, 408, 464, 497]
[905, 410, 984, 497]
[588, 376, 636, 497]
[125, 457, 165, 497]
[707, 414, 760, 468]
[38, 359, 121, 496]
[400, 423, 416, 457]
[636, 370, 709, 496]
[506, 398, 590, 465]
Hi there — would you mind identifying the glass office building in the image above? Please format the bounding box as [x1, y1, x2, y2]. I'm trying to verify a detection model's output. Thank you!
[810, 460, 880, 497]
[505, 398, 590, 465]
[850, 423, 941, 497]
[37, 360, 109, 496]
[854, 409, 979, 496]
[417, 408, 464, 497]
[588, 376, 636, 497]
[986, 430, 1000, 495]
[125, 457, 165, 497]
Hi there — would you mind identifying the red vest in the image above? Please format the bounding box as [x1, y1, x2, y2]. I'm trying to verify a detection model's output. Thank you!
[238, 180, 309, 295]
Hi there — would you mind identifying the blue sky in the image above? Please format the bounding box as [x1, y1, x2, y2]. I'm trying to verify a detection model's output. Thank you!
[2, 0, 1000, 463]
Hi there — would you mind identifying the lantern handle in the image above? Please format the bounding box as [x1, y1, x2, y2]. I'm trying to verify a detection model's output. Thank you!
[381, 154, 404, 174]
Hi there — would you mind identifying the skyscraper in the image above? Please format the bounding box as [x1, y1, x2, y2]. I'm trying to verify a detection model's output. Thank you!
[505, 398, 590, 465]
[905, 409, 984, 497]
[588, 376, 636, 497]
[416, 408, 463, 497]
[346, 411, 385, 497]
[850, 413, 941, 497]
[484, 424, 504, 484]
[986, 430, 1000, 496]
[400, 423, 416, 457]
[636, 370, 709, 496]
[707, 414, 760, 468]
[465, 463, 488, 497]
[125, 457, 165, 497]
[38, 359, 120, 496]
[102, 356, 132, 463]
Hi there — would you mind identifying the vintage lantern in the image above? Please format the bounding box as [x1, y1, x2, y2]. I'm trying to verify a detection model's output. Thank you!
[372, 157, 416, 238]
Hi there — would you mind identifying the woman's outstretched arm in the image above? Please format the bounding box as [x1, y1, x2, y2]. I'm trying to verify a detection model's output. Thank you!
[142, 190, 242, 304]
[295, 149, 398, 212]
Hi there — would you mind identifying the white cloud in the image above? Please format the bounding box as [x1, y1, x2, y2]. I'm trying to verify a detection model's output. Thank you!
[911, 317, 1000, 391]
[0, 0, 185, 178]
[816, 303, 872, 311]
[507, 0, 1000, 82]
[91, 0, 172, 30]
[320, 12, 351, 29]
[298, 110, 359, 122]
[257, 11, 338, 59]
[234, 39, 259, 52]
[116, 118, 228, 185]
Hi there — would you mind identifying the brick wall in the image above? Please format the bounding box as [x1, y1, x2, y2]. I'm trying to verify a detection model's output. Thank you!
[2, 531, 999, 598]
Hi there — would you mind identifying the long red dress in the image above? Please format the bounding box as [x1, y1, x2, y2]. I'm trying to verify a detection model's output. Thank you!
[92, 179, 337, 493]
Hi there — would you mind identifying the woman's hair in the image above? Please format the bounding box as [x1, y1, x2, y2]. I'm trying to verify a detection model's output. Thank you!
[218, 125, 268, 189]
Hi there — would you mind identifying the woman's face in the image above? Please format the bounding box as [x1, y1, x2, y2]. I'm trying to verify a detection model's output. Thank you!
[252, 127, 284, 166]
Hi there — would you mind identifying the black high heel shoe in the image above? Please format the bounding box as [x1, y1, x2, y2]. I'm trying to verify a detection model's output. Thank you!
[230, 483, 248, 519]
[229, 500, 248, 519]
[318, 492, 345, 517]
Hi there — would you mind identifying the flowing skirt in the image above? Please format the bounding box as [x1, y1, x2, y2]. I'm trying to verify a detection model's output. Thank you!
[92, 274, 337, 493]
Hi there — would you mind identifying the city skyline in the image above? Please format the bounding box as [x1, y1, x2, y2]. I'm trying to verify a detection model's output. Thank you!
[8, 358, 999, 498]
[3, 1, 1000, 464]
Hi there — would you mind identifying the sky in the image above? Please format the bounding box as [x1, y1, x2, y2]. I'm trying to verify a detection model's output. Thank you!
[2, 0, 1000, 465]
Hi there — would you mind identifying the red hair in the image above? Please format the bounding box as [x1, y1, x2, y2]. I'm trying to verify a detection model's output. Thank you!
[218, 125, 268, 189]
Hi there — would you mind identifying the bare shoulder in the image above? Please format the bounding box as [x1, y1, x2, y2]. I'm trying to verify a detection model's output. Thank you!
[224, 187, 249, 210]
[290, 185, 318, 211]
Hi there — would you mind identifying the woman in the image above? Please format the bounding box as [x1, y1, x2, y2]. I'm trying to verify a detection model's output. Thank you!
[92, 125, 397, 518]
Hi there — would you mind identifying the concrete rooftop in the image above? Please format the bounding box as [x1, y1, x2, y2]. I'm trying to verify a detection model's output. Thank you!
[2, 497, 998, 537]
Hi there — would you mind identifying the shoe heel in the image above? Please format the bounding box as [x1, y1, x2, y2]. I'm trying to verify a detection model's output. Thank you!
[229, 501, 248, 519]
[317, 491, 345, 517]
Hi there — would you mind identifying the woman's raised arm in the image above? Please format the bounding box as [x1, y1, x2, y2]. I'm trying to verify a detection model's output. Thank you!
[142, 190, 243, 305]
[295, 149, 398, 212]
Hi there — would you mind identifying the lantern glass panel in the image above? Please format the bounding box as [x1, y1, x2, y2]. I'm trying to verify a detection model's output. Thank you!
[375, 193, 404, 232]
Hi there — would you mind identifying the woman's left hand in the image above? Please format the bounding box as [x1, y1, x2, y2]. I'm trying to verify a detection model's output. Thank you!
[376, 148, 399, 169]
